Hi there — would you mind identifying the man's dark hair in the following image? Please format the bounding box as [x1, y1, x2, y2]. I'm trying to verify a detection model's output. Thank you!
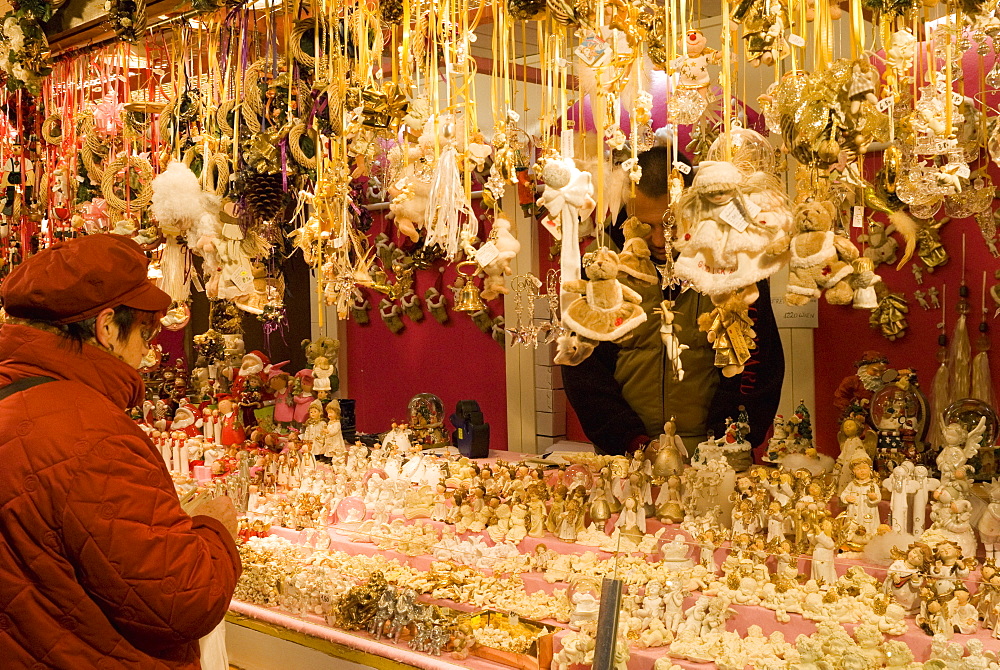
[636, 146, 694, 198]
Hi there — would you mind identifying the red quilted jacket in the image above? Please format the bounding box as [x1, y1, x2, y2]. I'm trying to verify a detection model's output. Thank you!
[0, 323, 242, 669]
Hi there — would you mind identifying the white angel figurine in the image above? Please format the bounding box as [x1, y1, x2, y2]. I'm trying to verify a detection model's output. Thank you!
[936, 417, 987, 483]
[883, 462, 915, 534]
[839, 455, 882, 539]
[909, 465, 938, 535]
[615, 495, 647, 541]
[809, 519, 838, 585]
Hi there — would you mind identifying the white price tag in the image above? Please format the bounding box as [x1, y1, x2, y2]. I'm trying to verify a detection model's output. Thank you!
[232, 267, 255, 293]
[876, 97, 893, 112]
[673, 161, 691, 175]
[953, 91, 965, 106]
[332, 236, 345, 248]
[474, 240, 501, 267]
[788, 33, 806, 47]
[720, 201, 749, 232]
[852, 205, 864, 228]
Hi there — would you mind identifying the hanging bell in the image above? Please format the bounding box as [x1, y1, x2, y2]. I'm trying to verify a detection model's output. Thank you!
[453, 261, 486, 313]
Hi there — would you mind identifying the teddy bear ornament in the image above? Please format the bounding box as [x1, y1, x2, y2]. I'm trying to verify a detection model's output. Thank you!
[560, 247, 648, 343]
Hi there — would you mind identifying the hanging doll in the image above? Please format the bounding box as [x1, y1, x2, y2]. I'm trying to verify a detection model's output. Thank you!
[673, 160, 790, 303]
[478, 215, 521, 301]
[668, 30, 722, 125]
[617, 217, 658, 286]
[561, 248, 648, 341]
[674, 160, 790, 376]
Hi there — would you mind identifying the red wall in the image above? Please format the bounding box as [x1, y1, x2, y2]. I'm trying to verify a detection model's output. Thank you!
[345, 212, 508, 447]
[812, 215, 1000, 456]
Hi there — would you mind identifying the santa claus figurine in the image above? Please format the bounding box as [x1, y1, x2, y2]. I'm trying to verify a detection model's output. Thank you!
[171, 402, 204, 438]
[232, 350, 270, 427]
[833, 351, 890, 422]
[216, 395, 246, 447]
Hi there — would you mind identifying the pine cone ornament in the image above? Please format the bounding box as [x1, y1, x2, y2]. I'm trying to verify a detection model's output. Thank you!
[242, 172, 286, 221]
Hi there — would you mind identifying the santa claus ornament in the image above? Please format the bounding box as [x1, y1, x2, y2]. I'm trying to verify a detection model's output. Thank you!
[673, 160, 791, 376]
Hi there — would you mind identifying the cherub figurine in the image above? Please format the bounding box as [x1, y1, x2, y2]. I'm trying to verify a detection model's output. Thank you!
[885, 542, 932, 614]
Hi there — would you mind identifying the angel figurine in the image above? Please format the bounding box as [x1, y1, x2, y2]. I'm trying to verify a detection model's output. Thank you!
[615, 495, 647, 542]
[936, 417, 987, 483]
[885, 542, 932, 614]
[839, 454, 882, 541]
[883, 462, 915, 534]
[654, 300, 688, 382]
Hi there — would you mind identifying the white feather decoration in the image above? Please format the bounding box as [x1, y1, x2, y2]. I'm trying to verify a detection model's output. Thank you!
[151, 161, 205, 237]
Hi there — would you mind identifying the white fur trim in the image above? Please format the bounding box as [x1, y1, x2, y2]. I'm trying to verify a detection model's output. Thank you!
[820, 264, 853, 288]
[787, 284, 820, 297]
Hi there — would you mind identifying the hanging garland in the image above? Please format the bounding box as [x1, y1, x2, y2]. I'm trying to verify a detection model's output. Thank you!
[0, 0, 54, 95]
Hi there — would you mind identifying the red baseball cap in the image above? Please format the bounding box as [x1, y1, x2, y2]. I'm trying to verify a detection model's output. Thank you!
[1, 233, 172, 325]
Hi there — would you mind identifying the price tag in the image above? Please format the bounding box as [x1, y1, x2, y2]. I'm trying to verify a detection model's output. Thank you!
[720, 201, 749, 232]
[876, 97, 893, 113]
[953, 91, 965, 106]
[232, 267, 255, 293]
[673, 161, 691, 175]
[475, 241, 501, 267]
[852, 205, 864, 228]
[788, 33, 806, 47]
[332, 235, 345, 248]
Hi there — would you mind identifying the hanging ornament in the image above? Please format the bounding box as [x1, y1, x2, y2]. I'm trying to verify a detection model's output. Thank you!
[947, 238, 972, 404]
[972, 272, 996, 408]
[927, 291, 950, 449]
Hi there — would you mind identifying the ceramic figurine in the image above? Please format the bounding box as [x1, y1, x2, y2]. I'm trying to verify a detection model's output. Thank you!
[928, 540, 974, 598]
[655, 475, 685, 523]
[979, 479, 1000, 563]
[909, 465, 938, 535]
[885, 542, 933, 614]
[936, 417, 987, 483]
[883, 461, 914, 534]
[839, 455, 882, 541]
[321, 400, 346, 457]
[810, 518, 838, 585]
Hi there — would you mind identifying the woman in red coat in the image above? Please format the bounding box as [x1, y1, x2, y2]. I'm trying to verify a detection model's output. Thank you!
[0, 234, 241, 669]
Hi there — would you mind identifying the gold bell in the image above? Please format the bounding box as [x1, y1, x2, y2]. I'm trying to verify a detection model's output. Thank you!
[453, 261, 486, 313]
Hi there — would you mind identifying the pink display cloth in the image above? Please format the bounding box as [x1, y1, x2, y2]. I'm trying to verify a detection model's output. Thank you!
[256, 523, 1000, 670]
